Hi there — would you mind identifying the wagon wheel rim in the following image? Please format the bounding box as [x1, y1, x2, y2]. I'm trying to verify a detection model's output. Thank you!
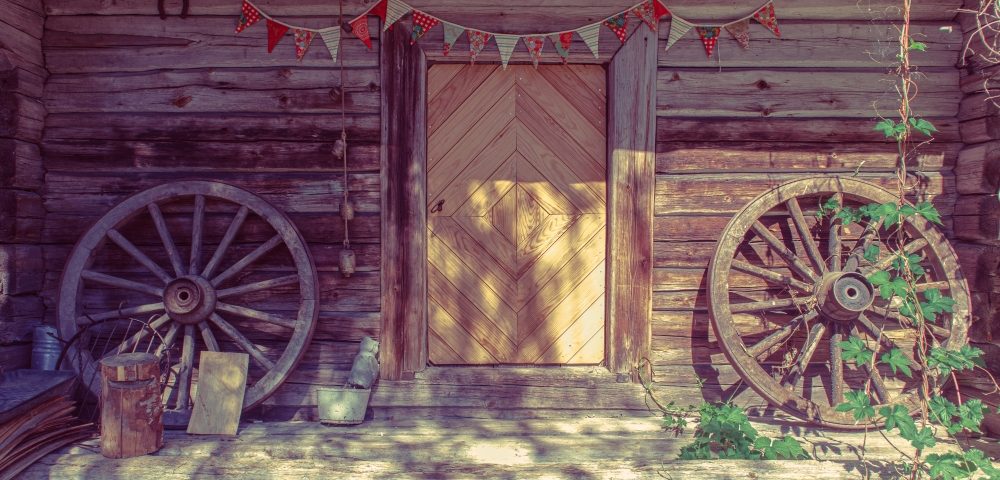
[707, 177, 970, 428]
[57, 180, 318, 420]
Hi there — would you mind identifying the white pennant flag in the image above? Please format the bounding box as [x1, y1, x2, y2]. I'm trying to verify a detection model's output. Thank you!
[665, 16, 693, 51]
[495, 34, 519, 69]
[319, 27, 341, 62]
[443, 22, 464, 56]
[577, 23, 600, 59]
[383, 0, 409, 31]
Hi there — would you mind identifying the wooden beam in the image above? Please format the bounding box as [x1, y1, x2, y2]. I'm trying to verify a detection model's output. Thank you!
[380, 24, 428, 380]
[606, 26, 656, 380]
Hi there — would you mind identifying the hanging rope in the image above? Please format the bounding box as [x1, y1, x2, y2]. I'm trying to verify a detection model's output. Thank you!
[337, 0, 356, 278]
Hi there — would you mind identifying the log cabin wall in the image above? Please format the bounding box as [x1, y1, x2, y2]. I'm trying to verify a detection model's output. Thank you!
[32, 0, 967, 418]
[0, 0, 45, 372]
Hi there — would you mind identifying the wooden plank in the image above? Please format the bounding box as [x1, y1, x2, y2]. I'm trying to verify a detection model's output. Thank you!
[187, 351, 249, 436]
[606, 25, 656, 379]
[955, 142, 1000, 194]
[658, 117, 961, 143]
[954, 194, 1000, 243]
[656, 143, 957, 173]
[380, 24, 427, 380]
[0, 244, 43, 295]
[0, 139, 43, 190]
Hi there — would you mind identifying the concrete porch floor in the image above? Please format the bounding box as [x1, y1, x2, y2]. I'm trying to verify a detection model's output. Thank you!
[19, 416, 992, 479]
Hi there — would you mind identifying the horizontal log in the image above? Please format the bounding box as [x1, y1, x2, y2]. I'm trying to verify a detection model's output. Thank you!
[656, 143, 957, 174]
[0, 1, 43, 39]
[0, 92, 45, 142]
[954, 194, 1000, 243]
[41, 139, 380, 172]
[43, 0, 963, 22]
[0, 63, 44, 99]
[959, 91, 1000, 121]
[0, 139, 43, 190]
[0, 293, 44, 322]
[0, 189, 42, 242]
[0, 15, 44, 67]
[960, 114, 1000, 144]
[658, 117, 961, 143]
[954, 242, 1000, 293]
[955, 142, 1000, 194]
[0, 244, 43, 295]
[43, 16, 381, 73]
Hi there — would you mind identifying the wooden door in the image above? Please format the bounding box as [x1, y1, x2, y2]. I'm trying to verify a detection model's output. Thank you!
[426, 64, 607, 365]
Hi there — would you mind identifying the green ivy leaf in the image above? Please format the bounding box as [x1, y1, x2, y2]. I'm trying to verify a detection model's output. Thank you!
[928, 346, 985, 376]
[909, 40, 927, 51]
[838, 336, 874, 366]
[868, 270, 891, 286]
[908, 426, 937, 450]
[879, 348, 913, 378]
[929, 395, 960, 432]
[874, 119, 899, 138]
[879, 404, 917, 437]
[958, 399, 986, 434]
[914, 201, 943, 225]
[835, 390, 876, 422]
[891, 253, 925, 277]
[926, 453, 977, 480]
[876, 202, 901, 227]
[909, 117, 938, 137]
[878, 277, 910, 301]
[863, 245, 880, 263]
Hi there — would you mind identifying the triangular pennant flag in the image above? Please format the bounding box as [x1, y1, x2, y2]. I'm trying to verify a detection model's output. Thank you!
[523, 36, 545, 68]
[725, 19, 751, 49]
[753, 1, 780, 37]
[443, 22, 463, 56]
[319, 27, 341, 62]
[550, 31, 573, 64]
[495, 34, 519, 69]
[632, 0, 669, 32]
[350, 16, 373, 50]
[293, 29, 316, 61]
[266, 19, 289, 53]
[411, 10, 440, 44]
[383, 0, 409, 31]
[369, 0, 387, 22]
[696, 26, 721, 57]
[578, 23, 601, 58]
[235, 0, 261, 33]
[603, 13, 629, 44]
[665, 16, 693, 51]
[468, 30, 491, 63]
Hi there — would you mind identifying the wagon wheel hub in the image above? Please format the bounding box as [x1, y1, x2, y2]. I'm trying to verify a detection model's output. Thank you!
[164, 276, 216, 325]
[815, 272, 874, 323]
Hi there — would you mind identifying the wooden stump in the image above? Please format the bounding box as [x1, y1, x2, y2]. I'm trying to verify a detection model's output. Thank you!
[100, 353, 163, 459]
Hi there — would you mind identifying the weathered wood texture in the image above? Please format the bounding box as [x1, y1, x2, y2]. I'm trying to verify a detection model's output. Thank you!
[99, 353, 164, 459]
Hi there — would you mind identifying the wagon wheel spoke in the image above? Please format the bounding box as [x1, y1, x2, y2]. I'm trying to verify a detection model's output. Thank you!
[210, 234, 284, 287]
[201, 206, 250, 279]
[216, 302, 298, 329]
[867, 305, 951, 340]
[786, 198, 826, 274]
[174, 325, 196, 410]
[829, 325, 845, 406]
[745, 311, 815, 359]
[731, 259, 812, 293]
[856, 313, 921, 370]
[190, 194, 205, 275]
[845, 228, 878, 272]
[751, 221, 820, 282]
[915, 281, 950, 292]
[76, 302, 165, 326]
[114, 313, 170, 355]
[148, 202, 186, 277]
[217, 274, 300, 299]
[199, 321, 220, 352]
[81, 270, 163, 298]
[155, 323, 181, 357]
[860, 238, 929, 276]
[106, 229, 173, 284]
[828, 192, 843, 272]
[782, 321, 826, 387]
[210, 313, 276, 370]
[730, 296, 813, 314]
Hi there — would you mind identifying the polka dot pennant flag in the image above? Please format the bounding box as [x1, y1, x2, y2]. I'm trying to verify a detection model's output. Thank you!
[495, 34, 519, 69]
[410, 10, 440, 45]
[632, 0, 670, 32]
[266, 19, 289, 53]
[293, 29, 315, 60]
[603, 12, 629, 44]
[696, 26, 720, 57]
[549, 31, 573, 64]
[235, 0, 261, 33]
[319, 27, 341, 62]
[577, 23, 601, 59]
[442, 22, 464, 56]
[725, 19, 751, 49]
[468, 29, 491, 64]
[370, 0, 410, 31]
[523, 36, 545, 68]
[753, 1, 780, 37]
[665, 16, 692, 51]
[350, 16, 373, 50]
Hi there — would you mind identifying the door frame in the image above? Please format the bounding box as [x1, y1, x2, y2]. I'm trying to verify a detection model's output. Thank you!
[380, 24, 656, 381]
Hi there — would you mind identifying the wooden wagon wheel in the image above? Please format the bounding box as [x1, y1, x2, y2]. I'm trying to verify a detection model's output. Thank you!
[707, 177, 970, 428]
[57, 181, 318, 425]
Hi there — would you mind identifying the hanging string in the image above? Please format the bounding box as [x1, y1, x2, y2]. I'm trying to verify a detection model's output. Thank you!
[339, 0, 351, 251]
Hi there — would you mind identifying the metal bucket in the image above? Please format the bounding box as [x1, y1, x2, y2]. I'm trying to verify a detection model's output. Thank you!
[317, 387, 371, 425]
[31, 325, 61, 370]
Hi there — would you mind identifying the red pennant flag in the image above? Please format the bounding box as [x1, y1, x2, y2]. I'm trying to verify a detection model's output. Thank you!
[235, 0, 261, 33]
[266, 19, 289, 53]
[632, 0, 670, 32]
[411, 10, 440, 44]
[696, 26, 720, 57]
[350, 16, 373, 50]
[369, 0, 388, 21]
[603, 13, 629, 44]
[550, 31, 573, 64]
[753, 2, 780, 37]
[293, 29, 315, 61]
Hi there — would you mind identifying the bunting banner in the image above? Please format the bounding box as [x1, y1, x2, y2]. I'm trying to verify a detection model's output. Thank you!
[551, 31, 573, 64]
[443, 22, 464, 56]
[665, 16, 693, 51]
[234, 0, 779, 65]
[633, 0, 669, 32]
[293, 28, 315, 60]
[266, 19, 289, 53]
[350, 16, 372, 50]
[696, 26, 721, 57]
[523, 36, 545, 67]
[753, 1, 780, 37]
[235, 0, 261, 33]
[578, 23, 601, 59]
[725, 20, 751, 49]
[468, 30, 491, 63]
[411, 10, 440, 44]
[319, 27, 341, 62]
